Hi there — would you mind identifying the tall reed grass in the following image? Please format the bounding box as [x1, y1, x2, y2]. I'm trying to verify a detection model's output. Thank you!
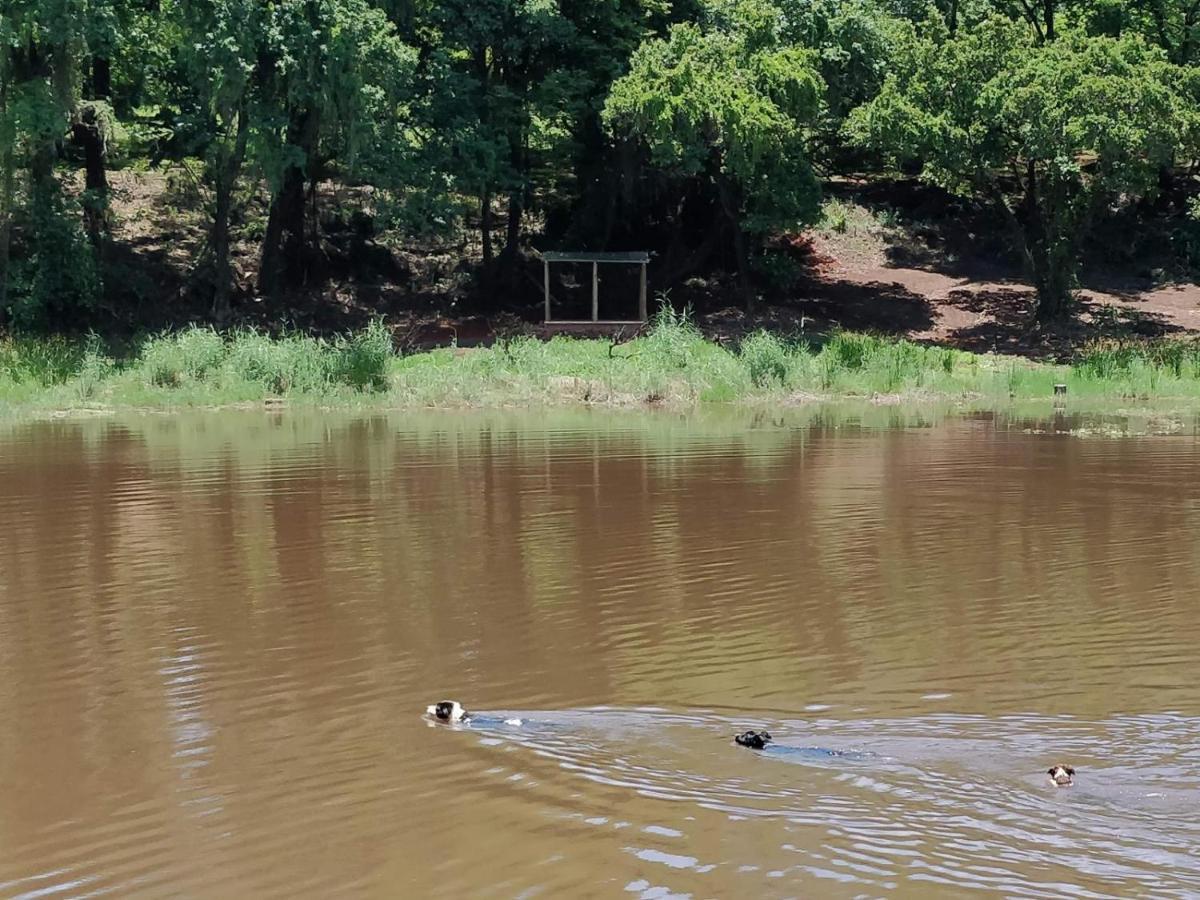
[7, 311, 1200, 417]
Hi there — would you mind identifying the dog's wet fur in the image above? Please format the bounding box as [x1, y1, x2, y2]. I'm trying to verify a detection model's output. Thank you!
[734, 730, 772, 750]
[1047, 764, 1075, 786]
[427, 700, 468, 722]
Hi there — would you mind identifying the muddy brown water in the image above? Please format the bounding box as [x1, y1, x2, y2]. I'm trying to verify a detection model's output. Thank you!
[1, 408, 1199, 898]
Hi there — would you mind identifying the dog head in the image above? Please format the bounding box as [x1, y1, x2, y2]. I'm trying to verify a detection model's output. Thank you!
[1047, 764, 1075, 786]
[734, 730, 772, 750]
[427, 700, 468, 722]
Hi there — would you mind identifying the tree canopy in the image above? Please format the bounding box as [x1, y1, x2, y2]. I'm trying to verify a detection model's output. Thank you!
[2, 0, 1200, 327]
[604, 0, 824, 303]
[850, 18, 1198, 316]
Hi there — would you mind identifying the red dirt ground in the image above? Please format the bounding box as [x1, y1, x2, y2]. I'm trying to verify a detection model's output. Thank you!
[749, 227, 1200, 360]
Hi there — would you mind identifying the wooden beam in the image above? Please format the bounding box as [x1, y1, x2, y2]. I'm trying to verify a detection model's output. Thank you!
[638, 263, 648, 322]
[592, 261, 599, 323]
[542, 251, 649, 264]
[544, 259, 551, 322]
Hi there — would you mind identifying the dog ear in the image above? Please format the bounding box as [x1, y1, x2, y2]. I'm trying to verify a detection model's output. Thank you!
[1065, 767, 1075, 775]
[1047, 768, 1056, 775]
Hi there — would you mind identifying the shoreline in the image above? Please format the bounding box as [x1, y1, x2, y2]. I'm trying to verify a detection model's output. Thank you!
[8, 318, 1200, 426]
[7, 395, 1200, 444]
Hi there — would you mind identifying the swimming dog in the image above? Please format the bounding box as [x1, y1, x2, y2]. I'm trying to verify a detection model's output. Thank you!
[427, 700, 469, 722]
[734, 730, 772, 750]
[425, 700, 523, 727]
[1047, 764, 1075, 787]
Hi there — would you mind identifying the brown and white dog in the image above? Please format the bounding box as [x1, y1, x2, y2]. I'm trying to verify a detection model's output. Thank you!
[1047, 764, 1076, 787]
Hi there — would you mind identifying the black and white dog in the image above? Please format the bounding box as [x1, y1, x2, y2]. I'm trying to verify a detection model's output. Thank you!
[426, 700, 522, 727]
[427, 700, 469, 722]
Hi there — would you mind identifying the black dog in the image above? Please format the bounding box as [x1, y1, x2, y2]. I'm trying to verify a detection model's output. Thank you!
[734, 730, 772, 750]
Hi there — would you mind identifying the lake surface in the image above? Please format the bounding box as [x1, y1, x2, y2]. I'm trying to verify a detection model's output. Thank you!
[0, 407, 1198, 898]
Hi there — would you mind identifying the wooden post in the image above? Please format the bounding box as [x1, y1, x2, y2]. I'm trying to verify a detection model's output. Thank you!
[544, 259, 551, 322]
[592, 261, 599, 323]
[638, 262, 648, 322]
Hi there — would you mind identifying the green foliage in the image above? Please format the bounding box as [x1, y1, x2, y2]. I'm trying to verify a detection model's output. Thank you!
[6, 0, 1200, 336]
[740, 330, 793, 386]
[7, 188, 100, 327]
[752, 250, 803, 289]
[817, 198, 884, 236]
[124, 324, 395, 396]
[0, 334, 88, 385]
[13, 326, 1200, 417]
[1074, 339, 1200, 380]
[776, 0, 900, 163]
[140, 326, 227, 386]
[605, 0, 825, 237]
[850, 19, 1199, 317]
[404, 0, 586, 246]
[74, 335, 116, 400]
[223, 331, 342, 394]
[642, 303, 706, 369]
[334, 318, 393, 390]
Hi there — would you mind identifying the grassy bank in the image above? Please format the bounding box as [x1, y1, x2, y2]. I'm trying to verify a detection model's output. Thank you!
[7, 311, 1200, 417]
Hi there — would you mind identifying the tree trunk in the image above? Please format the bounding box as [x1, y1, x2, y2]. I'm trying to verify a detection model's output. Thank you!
[0, 62, 12, 315]
[501, 190, 522, 295]
[1031, 266, 1072, 321]
[71, 104, 109, 245]
[500, 124, 525, 263]
[1020, 162, 1073, 322]
[1027, 220, 1073, 322]
[0, 158, 11, 321]
[495, 119, 533, 298]
[91, 56, 111, 100]
[504, 192, 521, 259]
[259, 106, 320, 297]
[480, 187, 494, 271]
[14, 40, 57, 209]
[474, 43, 494, 280]
[211, 98, 250, 320]
[715, 174, 754, 313]
[29, 136, 57, 213]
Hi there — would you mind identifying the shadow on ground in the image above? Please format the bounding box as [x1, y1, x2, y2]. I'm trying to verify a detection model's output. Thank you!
[944, 289, 1183, 359]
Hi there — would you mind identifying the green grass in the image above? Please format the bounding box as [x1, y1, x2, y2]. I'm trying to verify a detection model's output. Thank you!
[816, 198, 883, 238]
[9, 311, 1200, 419]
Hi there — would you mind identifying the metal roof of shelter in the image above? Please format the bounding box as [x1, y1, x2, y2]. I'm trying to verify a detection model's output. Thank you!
[541, 251, 649, 264]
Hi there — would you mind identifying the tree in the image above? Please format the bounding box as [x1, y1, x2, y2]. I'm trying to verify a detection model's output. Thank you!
[253, 0, 416, 298]
[850, 18, 1197, 320]
[1126, 0, 1200, 65]
[414, 0, 579, 287]
[542, 0, 665, 251]
[604, 0, 824, 308]
[0, 0, 101, 325]
[776, 0, 900, 166]
[175, 0, 263, 318]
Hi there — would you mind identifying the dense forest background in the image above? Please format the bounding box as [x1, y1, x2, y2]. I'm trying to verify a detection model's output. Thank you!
[3, 0, 1200, 338]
